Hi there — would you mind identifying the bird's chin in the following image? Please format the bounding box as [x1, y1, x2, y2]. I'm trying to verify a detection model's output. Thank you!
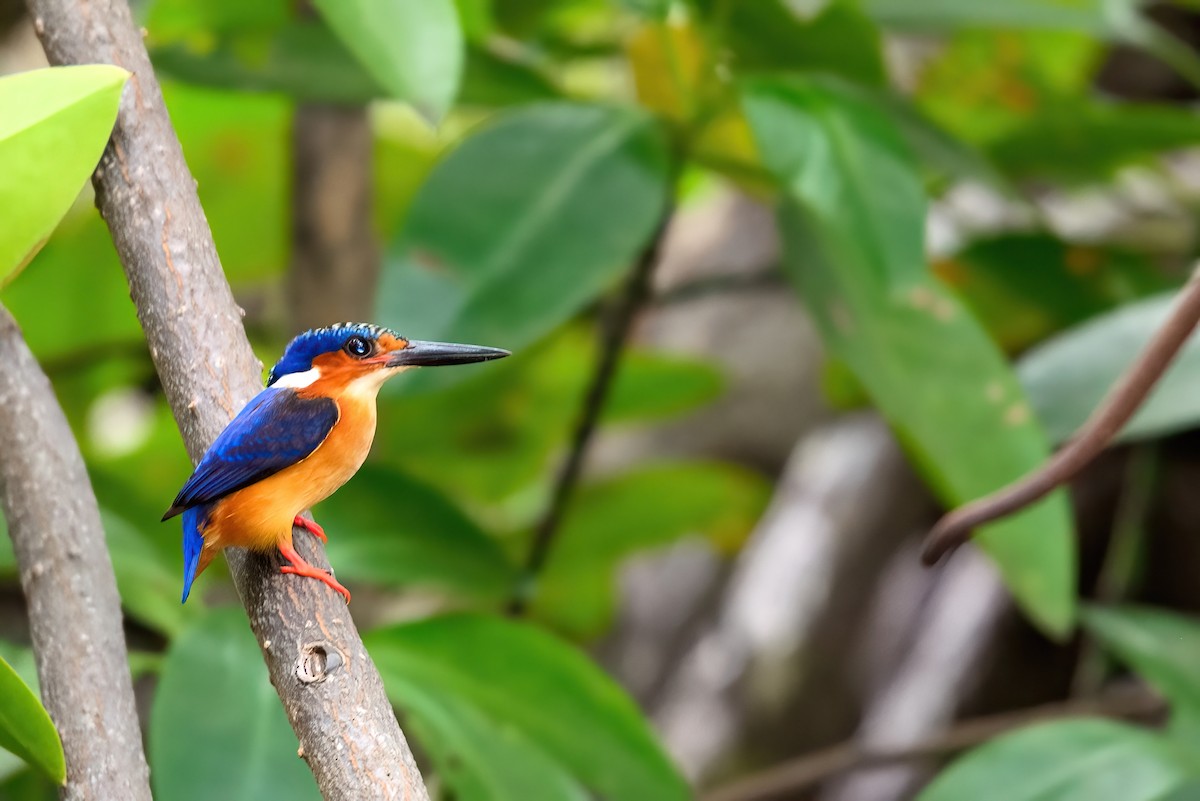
[346, 366, 408, 398]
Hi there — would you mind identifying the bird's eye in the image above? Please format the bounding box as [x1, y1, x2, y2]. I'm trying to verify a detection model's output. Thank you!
[344, 335, 372, 358]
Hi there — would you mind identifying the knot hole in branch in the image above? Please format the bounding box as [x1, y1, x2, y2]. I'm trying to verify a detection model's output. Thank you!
[297, 642, 342, 684]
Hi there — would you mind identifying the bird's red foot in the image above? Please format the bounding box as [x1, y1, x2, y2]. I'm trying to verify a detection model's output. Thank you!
[277, 543, 350, 603]
[292, 515, 327, 543]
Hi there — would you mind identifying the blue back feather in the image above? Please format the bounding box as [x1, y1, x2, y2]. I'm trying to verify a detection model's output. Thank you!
[164, 387, 339, 518]
[267, 322, 400, 386]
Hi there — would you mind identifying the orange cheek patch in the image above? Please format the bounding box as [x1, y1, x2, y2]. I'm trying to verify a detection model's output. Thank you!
[376, 333, 408, 354]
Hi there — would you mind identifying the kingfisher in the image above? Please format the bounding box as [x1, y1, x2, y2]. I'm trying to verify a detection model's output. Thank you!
[163, 323, 509, 604]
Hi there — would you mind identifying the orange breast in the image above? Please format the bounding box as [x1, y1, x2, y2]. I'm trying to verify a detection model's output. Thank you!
[204, 394, 377, 552]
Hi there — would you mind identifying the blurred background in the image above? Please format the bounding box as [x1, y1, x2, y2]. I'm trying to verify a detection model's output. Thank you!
[6, 0, 1200, 799]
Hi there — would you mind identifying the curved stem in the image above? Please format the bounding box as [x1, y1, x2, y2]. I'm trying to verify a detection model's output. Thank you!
[923, 268, 1200, 565]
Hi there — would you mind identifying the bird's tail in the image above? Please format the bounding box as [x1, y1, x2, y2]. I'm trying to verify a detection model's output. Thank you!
[181, 505, 210, 604]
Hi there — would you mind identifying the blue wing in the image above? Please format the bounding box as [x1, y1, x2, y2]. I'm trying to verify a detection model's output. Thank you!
[162, 387, 339, 519]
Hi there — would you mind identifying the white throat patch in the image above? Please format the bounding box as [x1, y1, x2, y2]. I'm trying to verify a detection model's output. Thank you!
[271, 367, 322, 389]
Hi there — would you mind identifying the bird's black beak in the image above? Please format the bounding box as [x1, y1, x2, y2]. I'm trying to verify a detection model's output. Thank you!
[386, 340, 511, 368]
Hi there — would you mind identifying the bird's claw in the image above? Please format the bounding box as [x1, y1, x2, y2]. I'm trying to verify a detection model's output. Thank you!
[292, 515, 327, 543]
[278, 543, 351, 603]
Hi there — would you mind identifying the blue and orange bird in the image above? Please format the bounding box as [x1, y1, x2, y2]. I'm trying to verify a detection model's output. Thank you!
[163, 323, 509, 603]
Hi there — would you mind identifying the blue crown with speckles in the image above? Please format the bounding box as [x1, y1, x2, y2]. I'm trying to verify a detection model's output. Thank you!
[267, 323, 400, 386]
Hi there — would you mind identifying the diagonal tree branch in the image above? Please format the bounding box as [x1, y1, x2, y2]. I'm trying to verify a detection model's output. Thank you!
[923, 267, 1200, 565]
[0, 305, 152, 801]
[24, 0, 430, 798]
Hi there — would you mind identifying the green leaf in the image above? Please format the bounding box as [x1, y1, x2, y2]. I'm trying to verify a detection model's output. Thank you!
[366, 613, 690, 801]
[0, 511, 13, 577]
[398, 686, 590, 801]
[319, 464, 516, 602]
[102, 510, 201, 637]
[989, 101, 1200, 182]
[918, 719, 1191, 801]
[312, 0, 463, 121]
[1017, 291, 1200, 445]
[149, 609, 321, 801]
[696, 0, 884, 85]
[0, 65, 127, 284]
[1082, 605, 1200, 723]
[605, 351, 725, 423]
[151, 23, 383, 104]
[743, 75, 1076, 636]
[531, 462, 769, 636]
[941, 234, 1170, 353]
[1154, 781, 1200, 801]
[0, 657, 64, 785]
[379, 103, 670, 394]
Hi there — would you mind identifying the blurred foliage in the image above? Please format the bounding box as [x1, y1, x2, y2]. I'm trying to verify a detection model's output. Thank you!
[3, 0, 1200, 797]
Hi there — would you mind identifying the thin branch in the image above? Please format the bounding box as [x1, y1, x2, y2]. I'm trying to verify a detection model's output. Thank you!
[509, 208, 674, 613]
[652, 265, 784, 307]
[923, 267, 1200, 565]
[701, 686, 1164, 801]
[287, 103, 379, 333]
[25, 0, 429, 798]
[0, 304, 152, 801]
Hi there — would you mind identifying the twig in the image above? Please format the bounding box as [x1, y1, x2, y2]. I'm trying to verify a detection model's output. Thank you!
[923, 267, 1200, 564]
[509, 208, 674, 613]
[287, 103, 379, 333]
[25, 0, 430, 798]
[701, 686, 1164, 801]
[0, 305, 152, 801]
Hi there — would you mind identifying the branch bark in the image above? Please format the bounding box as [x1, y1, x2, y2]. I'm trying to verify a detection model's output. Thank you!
[287, 103, 379, 333]
[923, 267, 1200, 564]
[24, 0, 430, 798]
[0, 305, 152, 801]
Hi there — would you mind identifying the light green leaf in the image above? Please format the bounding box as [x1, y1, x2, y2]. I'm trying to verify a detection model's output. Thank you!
[1018, 291, 1200, 445]
[0, 65, 127, 284]
[918, 719, 1192, 801]
[149, 609, 321, 801]
[1082, 605, 1200, 724]
[312, 0, 463, 121]
[531, 462, 769, 636]
[319, 464, 516, 602]
[0, 657, 63, 785]
[743, 75, 1075, 636]
[379, 103, 670, 394]
[366, 613, 690, 801]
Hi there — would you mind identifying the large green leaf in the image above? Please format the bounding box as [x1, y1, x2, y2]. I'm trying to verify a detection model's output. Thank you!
[319, 464, 516, 602]
[0, 657, 63, 785]
[379, 103, 670, 394]
[531, 462, 769, 636]
[743, 75, 1075, 636]
[312, 0, 462, 121]
[366, 613, 690, 801]
[0, 65, 127, 284]
[919, 719, 1193, 801]
[149, 610, 321, 801]
[1082, 605, 1200, 723]
[1017, 291, 1200, 445]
